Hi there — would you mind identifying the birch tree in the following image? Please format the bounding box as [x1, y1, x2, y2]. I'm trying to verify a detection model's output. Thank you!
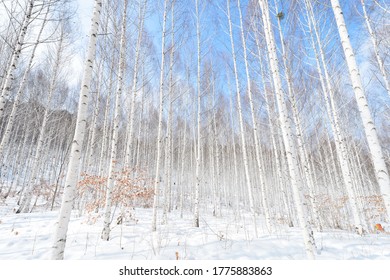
[194, 0, 203, 228]
[330, 0, 390, 221]
[251, 22, 292, 225]
[0, 2, 50, 159]
[227, 0, 258, 236]
[162, 0, 176, 224]
[359, 0, 390, 97]
[303, 0, 364, 233]
[51, 0, 102, 260]
[257, 0, 316, 259]
[237, 0, 272, 232]
[271, 0, 322, 231]
[124, 0, 148, 168]
[101, 0, 128, 241]
[0, 0, 35, 121]
[152, 0, 169, 232]
[17, 9, 68, 214]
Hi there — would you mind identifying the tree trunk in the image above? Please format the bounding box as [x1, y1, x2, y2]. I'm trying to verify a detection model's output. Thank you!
[51, 0, 102, 260]
[124, 0, 147, 168]
[193, 0, 202, 228]
[101, 0, 128, 241]
[0, 2, 49, 158]
[330, 0, 390, 221]
[152, 0, 169, 232]
[238, 0, 272, 233]
[258, 0, 316, 259]
[0, 0, 35, 121]
[227, 0, 258, 237]
[360, 0, 390, 97]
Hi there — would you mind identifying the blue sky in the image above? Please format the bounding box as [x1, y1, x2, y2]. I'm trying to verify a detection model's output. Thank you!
[1, 0, 386, 121]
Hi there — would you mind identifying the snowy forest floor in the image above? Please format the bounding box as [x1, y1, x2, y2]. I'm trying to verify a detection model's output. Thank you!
[1, 201, 390, 260]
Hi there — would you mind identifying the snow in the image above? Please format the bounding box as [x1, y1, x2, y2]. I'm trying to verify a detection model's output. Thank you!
[1, 204, 390, 260]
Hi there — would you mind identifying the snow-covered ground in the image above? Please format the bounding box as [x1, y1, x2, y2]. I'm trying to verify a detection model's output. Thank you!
[1, 203, 390, 260]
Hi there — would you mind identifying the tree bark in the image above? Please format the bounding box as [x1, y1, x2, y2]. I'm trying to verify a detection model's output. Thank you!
[330, 0, 390, 221]
[101, 0, 128, 241]
[51, 0, 102, 260]
[152, 0, 169, 232]
[258, 0, 316, 259]
[0, 0, 35, 120]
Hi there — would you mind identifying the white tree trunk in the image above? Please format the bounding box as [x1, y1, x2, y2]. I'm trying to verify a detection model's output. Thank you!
[227, 84, 240, 212]
[272, 0, 321, 231]
[238, 0, 272, 233]
[101, 0, 128, 241]
[0, 0, 35, 120]
[84, 60, 104, 174]
[18, 10, 63, 214]
[0, 2, 49, 158]
[98, 79, 113, 177]
[135, 71, 145, 168]
[360, 0, 390, 97]
[193, 0, 202, 228]
[124, 0, 147, 168]
[258, 0, 316, 259]
[97, 13, 114, 178]
[163, 0, 176, 225]
[304, 0, 363, 233]
[252, 29, 292, 225]
[152, 0, 169, 232]
[51, 0, 102, 260]
[179, 94, 188, 218]
[227, 0, 258, 237]
[330, 0, 390, 221]
[211, 78, 222, 217]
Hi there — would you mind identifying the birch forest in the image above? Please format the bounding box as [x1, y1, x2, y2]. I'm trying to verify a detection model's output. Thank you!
[0, 0, 389, 260]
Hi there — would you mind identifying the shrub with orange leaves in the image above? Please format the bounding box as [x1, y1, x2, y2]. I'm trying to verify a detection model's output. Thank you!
[78, 167, 154, 214]
[375, 223, 385, 232]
